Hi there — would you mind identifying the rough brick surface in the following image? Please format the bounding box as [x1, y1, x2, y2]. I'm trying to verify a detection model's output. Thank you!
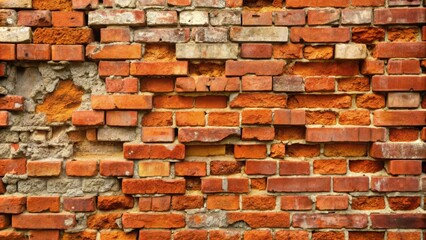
[0, 0, 424, 238]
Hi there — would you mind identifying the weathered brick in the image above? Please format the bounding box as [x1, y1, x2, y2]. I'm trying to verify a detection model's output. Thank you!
[33, 28, 94, 45]
[230, 27, 288, 42]
[124, 144, 185, 160]
[241, 44, 272, 59]
[122, 213, 185, 229]
[179, 128, 240, 143]
[227, 212, 290, 228]
[92, 95, 152, 110]
[307, 9, 340, 25]
[306, 127, 385, 142]
[176, 43, 238, 59]
[372, 76, 426, 91]
[0, 196, 26, 214]
[287, 0, 350, 7]
[335, 44, 367, 59]
[27, 160, 61, 177]
[292, 214, 368, 229]
[135, 28, 190, 43]
[180, 11, 209, 26]
[374, 110, 426, 126]
[273, 10, 305, 26]
[374, 42, 426, 58]
[242, 11, 272, 26]
[147, 10, 177, 26]
[18, 10, 51, 27]
[63, 197, 96, 212]
[12, 214, 76, 229]
[374, 8, 426, 25]
[0, 27, 31, 43]
[0, 0, 32, 8]
[371, 214, 426, 228]
[139, 162, 170, 177]
[88, 9, 145, 26]
[268, 177, 331, 192]
[100, 160, 134, 177]
[291, 28, 350, 43]
[341, 9, 372, 24]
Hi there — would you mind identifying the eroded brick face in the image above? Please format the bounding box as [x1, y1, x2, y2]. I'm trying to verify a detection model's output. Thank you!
[0, 0, 425, 238]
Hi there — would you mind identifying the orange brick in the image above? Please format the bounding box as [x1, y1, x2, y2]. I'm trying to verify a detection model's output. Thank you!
[0, 111, 9, 127]
[101, 27, 131, 43]
[176, 111, 205, 126]
[65, 160, 98, 177]
[17, 44, 51, 61]
[207, 195, 239, 210]
[52, 11, 85, 27]
[27, 160, 61, 177]
[27, 196, 60, 213]
[99, 61, 130, 77]
[106, 111, 138, 126]
[142, 127, 175, 143]
[52, 45, 85, 61]
[0, 44, 15, 61]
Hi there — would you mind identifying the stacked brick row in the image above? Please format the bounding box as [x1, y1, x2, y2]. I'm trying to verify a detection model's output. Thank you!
[0, 0, 426, 239]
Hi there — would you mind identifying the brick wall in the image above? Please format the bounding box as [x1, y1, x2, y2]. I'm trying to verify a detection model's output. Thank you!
[0, 0, 425, 239]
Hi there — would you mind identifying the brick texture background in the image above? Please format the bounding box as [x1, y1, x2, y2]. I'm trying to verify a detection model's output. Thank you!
[0, 0, 425, 239]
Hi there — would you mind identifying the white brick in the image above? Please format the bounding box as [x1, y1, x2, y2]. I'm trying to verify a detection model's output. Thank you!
[147, 11, 177, 26]
[0, 27, 31, 43]
[88, 10, 145, 26]
[342, 9, 372, 25]
[180, 11, 209, 26]
[335, 44, 367, 59]
[230, 27, 288, 42]
[210, 10, 241, 26]
[0, 10, 17, 26]
[191, 27, 228, 42]
[0, 0, 32, 8]
[176, 43, 239, 59]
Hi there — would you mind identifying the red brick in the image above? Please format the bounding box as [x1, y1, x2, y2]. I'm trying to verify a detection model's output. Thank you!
[356, 94, 385, 109]
[51, 45, 84, 62]
[268, 177, 331, 192]
[0, 44, 15, 61]
[242, 127, 274, 141]
[178, 127, 239, 143]
[0, 158, 26, 176]
[242, 109, 272, 124]
[154, 95, 193, 109]
[18, 10, 51, 27]
[293, 214, 368, 229]
[371, 177, 419, 192]
[63, 197, 96, 212]
[210, 230, 240, 240]
[225, 60, 285, 76]
[305, 77, 335, 92]
[242, 195, 276, 210]
[306, 127, 385, 142]
[273, 109, 306, 125]
[0, 96, 24, 111]
[287, 144, 320, 158]
[122, 179, 185, 194]
[287, 0, 350, 7]
[195, 96, 227, 108]
[349, 160, 384, 173]
[242, 11, 272, 26]
[122, 213, 185, 229]
[308, 9, 340, 25]
[371, 214, 426, 229]
[28, 230, 60, 240]
[333, 177, 369, 192]
[210, 161, 242, 175]
[52, 11, 84, 27]
[387, 231, 421, 240]
[279, 161, 310, 175]
[313, 159, 346, 175]
[142, 127, 175, 143]
[374, 110, 426, 126]
[291, 27, 350, 43]
[174, 230, 207, 240]
[27, 160, 61, 177]
[17, 44, 51, 61]
[0, 196, 26, 214]
[98, 61, 130, 77]
[92, 95, 152, 110]
[12, 213, 76, 229]
[66, 160, 98, 177]
[206, 195, 239, 210]
[105, 77, 138, 93]
[370, 142, 426, 159]
[372, 76, 426, 91]
[100, 160, 134, 177]
[387, 59, 421, 75]
[388, 197, 420, 211]
[292, 61, 359, 76]
[106, 111, 137, 127]
[361, 60, 385, 75]
[316, 195, 349, 210]
[351, 196, 385, 210]
[275, 127, 305, 140]
[230, 93, 287, 108]
[227, 212, 290, 228]
[171, 195, 203, 210]
[201, 178, 249, 193]
[141, 78, 174, 93]
[139, 230, 171, 240]
[175, 162, 206, 176]
[27, 196, 60, 213]
[389, 128, 419, 141]
[100, 27, 131, 43]
[142, 112, 173, 127]
[352, 0, 384, 6]
[234, 144, 267, 159]
[72, 110, 104, 126]
[241, 44, 272, 59]
[245, 160, 276, 175]
[374, 8, 426, 25]
[72, 0, 99, 9]
[273, 44, 304, 59]
[241, 76, 272, 91]
[280, 196, 313, 210]
[276, 231, 309, 240]
[124, 144, 185, 160]
[168, 0, 191, 6]
[87, 43, 142, 60]
[244, 230, 272, 240]
[273, 10, 306, 26]
[374, 42, 426, 58]
[131, 61, 188, 76]
[208, 112, 239, 126]
[97, 195, 134, 210]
